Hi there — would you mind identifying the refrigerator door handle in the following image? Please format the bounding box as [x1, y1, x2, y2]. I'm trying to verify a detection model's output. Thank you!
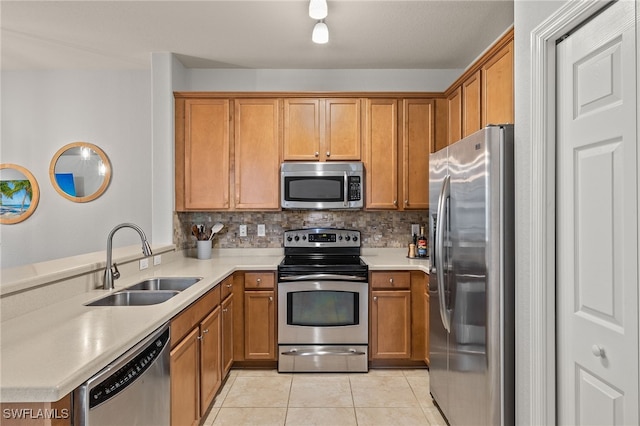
[436, 174, 451, 332]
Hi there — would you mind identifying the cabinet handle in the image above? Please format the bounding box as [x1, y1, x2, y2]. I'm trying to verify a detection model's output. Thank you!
[326, 151, 331, 157]
[314, 151, 319, 157]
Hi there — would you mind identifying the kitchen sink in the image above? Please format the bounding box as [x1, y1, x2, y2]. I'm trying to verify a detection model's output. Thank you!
[86, 290, 180, 307]
[125, 277, 202, 292]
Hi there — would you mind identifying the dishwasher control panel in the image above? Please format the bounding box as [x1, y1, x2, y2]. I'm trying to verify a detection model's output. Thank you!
[89, 328, 169, 408]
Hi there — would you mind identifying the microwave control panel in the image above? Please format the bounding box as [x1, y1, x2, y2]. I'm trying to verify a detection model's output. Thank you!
[348, 176, 362, 201]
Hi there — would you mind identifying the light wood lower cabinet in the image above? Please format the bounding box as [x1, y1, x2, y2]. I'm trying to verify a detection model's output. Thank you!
[221, 293, 234, 376]
[370, 271, 429, 363]
[244, 290, 276, 360]
[170, 327, 200, 426]
[199, 307, 222, 417]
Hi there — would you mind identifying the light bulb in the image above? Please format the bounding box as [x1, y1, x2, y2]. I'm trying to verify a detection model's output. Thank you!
[312, 21, 329, 44]
[309, 0, 328, 20]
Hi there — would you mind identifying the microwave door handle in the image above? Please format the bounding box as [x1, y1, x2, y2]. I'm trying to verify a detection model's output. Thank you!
[344, 172, 349, 206]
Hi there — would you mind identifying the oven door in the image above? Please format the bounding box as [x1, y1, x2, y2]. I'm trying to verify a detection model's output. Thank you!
[277, 280, 368, 345]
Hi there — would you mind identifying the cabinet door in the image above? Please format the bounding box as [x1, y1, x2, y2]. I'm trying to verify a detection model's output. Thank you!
[221, 294, 234, 376]
[371, 290, 411, 359]
[402, 99, 433, 210]
[171, 328, 200, 426]
[364, 98, 398, 209]
[183, 99, 230, 210]
[324, 98, 361, 160]
[283, 99, 321, 160]
[234, 99, 281, 209]
[199, 307, 221, 417]
[447, 86, 462, 146]
[482, 40, 514, 126]
[462, 70, 482, 137]
[244, 290, 276, 360]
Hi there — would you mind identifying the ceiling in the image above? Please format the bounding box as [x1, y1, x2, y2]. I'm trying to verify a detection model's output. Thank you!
[1, 0, 514, 71]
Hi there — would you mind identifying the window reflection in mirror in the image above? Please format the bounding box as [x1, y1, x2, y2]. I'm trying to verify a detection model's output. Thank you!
[49, 142, 111, 202]
[0, 164, 40, 224]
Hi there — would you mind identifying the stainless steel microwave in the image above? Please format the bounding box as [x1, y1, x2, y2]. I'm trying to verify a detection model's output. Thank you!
[280, 162, 364, 210]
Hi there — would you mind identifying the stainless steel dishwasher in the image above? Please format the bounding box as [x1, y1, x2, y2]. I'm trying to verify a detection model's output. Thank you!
[73, 323, 170, 425]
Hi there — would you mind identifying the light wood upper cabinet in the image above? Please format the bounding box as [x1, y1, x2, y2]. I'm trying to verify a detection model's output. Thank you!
[324, 98, 361, 160]
[234, 99, 281, 209]
[402, 99, 433, 210]
[283, 98, 320, 160]
[482, 39, 514, 126]
[447, 86, 462, 145]
[284, 98, 361, 161]
[176, 98, 230, 210]
[462, 70, 481, 137]
[364, 98, 398, 209]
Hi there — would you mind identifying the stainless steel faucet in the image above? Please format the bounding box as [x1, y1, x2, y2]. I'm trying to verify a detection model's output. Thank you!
[103, 223, 153, 290]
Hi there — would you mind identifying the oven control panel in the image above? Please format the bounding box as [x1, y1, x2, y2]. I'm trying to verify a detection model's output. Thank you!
[284, 228, 361, 248]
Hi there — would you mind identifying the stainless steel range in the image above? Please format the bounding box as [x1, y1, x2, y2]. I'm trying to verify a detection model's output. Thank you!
[277, 228, 369, 373]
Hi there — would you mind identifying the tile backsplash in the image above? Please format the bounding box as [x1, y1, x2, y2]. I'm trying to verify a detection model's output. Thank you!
[175, 210, 429, 250]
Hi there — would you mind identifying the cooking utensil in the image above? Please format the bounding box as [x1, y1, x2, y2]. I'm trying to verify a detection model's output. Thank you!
[191, 225, 199, 239]
[208, 223, 224, 240]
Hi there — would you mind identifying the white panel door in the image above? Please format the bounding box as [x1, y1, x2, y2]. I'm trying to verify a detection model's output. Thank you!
[556, 1, 638, 425]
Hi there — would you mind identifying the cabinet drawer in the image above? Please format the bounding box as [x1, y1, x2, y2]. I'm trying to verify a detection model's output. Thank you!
[220, 274, 233, 300]
[171, 285, 221, 347]
[371, 271, 410, 289]
[244, 272, 275, 290]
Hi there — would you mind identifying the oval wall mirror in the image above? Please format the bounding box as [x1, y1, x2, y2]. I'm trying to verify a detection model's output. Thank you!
[0, 163, 40, 224]
[49, 142, 111, 203]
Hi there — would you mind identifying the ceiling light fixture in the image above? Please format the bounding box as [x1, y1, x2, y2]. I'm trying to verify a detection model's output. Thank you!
[309, 0, 328, 20]
[312, 20, 329, 44]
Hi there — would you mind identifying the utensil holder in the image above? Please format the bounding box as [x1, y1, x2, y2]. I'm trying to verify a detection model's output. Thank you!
[196, 240, 212, 260]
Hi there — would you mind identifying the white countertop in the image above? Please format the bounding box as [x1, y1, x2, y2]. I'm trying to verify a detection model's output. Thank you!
[0, 248, 428, 403]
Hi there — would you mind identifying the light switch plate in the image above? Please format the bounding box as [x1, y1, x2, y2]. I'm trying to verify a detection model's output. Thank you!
[239, 224, 247, 237]
[139, 258, 149, 270]
[411, 224, 420, 237]
[153, 255, 162, 266]
[257, 224, 266, 237]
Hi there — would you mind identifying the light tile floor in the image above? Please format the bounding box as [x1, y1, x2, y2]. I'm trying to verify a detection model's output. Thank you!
[203, 369, 448, 426]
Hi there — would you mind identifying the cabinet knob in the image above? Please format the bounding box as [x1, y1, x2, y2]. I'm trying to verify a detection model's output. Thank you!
[405, 200, 409, 206]
[203, 329, 209, 334]
[223, 308, 228, 313]
[314, 151, 319, 157]
[592, 344, 605, 358]
[326, 151, 331, 157]
[197, 335, 203, 341]
[227, 283, 232, 288]
[393, 200, 398, 206]
[256, 278, 262, 284]
[389, 278, 394, 284]
[373, 296, 378, 302]
[269, 296, 273, 302]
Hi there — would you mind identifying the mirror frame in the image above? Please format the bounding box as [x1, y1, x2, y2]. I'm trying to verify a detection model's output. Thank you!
[49, 142, 112, 203]
[0, 163, 40, 224]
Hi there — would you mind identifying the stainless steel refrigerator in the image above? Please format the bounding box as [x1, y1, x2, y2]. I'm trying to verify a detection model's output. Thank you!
[428, 124, 515, 426]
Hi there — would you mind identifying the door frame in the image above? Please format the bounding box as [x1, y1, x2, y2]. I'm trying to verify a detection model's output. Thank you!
[526, 0, 620, 424]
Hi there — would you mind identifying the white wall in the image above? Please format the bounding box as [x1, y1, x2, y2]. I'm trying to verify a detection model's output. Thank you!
[186, 68, 460, 92]
[0, 70, 153, 268]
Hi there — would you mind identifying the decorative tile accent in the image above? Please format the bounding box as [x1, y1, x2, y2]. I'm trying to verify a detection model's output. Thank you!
[175, 210, 428, 250]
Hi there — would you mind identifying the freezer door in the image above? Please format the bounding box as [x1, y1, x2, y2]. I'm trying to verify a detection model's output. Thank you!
[428, 146, 450, 415]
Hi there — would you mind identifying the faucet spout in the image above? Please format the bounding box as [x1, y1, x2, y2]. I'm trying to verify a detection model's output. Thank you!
[103, 223, 153, 290]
